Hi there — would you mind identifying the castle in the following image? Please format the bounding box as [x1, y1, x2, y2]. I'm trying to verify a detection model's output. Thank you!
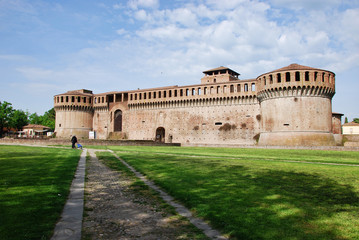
[54, 63, 342, 146]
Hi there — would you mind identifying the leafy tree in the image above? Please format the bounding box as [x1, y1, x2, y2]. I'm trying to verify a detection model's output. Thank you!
[0, 101, 14, 137]
[28, 108, 55, 131]
[29, 112, 41, 125]
[10, 109, 29, 131]
[41, 108, 55, 130]
[354, 118, 359, 124]
[345, 117, 348, 123]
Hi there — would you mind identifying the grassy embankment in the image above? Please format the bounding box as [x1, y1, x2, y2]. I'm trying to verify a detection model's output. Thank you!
[107, 146, 359, 240]
[0, 145, 81, 240]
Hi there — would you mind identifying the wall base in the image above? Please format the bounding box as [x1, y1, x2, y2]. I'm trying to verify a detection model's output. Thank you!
[258, 131, 336, 146]
[55, 128, 92, 139]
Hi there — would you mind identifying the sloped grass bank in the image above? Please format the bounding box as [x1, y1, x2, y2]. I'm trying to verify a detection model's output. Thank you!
[0, 145, 81, 240]
[110, 146, 359, 240]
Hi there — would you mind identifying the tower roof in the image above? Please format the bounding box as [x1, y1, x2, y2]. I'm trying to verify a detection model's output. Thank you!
[266, 63, 334, 75]
[203, 66, 240, 76]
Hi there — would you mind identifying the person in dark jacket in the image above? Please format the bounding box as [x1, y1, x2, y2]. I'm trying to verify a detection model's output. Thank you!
[71, 135, 77, 149]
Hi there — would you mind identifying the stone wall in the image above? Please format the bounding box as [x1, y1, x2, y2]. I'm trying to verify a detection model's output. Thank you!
[125, 101, 260, 145]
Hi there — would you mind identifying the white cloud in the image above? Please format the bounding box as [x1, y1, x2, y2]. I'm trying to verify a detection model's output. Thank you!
[269, 0, 342, 10]
[127, 0, 159, 10]
[116, 28, 127, 35]
[169, 7, 198, 27]
[134, 9, 149, 21]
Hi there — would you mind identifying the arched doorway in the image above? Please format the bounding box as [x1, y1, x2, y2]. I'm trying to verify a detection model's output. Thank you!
[155, 127, 165, 143]
[114, 110, 122, 132]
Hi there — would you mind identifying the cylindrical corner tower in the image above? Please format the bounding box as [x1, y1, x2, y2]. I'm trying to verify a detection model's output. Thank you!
[256, 64, 336, 146]
[54, 89, 94, 139]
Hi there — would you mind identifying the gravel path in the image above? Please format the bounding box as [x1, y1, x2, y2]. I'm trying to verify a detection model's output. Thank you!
[82, 149, 208, 240]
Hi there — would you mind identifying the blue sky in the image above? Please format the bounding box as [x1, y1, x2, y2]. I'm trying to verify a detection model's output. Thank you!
[0, 0, 358, 121]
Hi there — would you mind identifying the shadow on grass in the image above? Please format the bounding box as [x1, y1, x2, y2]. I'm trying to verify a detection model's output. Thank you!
[0, 146, 80, 240]
[117, 153, 359, 240]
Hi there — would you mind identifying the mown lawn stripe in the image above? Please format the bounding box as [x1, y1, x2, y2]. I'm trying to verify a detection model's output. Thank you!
[109, 146, 359, 240]
[0, 145, 81, 240]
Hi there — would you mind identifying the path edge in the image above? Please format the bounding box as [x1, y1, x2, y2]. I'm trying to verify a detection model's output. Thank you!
[51, 149, 87, 240]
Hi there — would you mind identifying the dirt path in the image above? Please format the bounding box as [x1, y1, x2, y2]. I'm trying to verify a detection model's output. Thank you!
[82, 150, 207, 240]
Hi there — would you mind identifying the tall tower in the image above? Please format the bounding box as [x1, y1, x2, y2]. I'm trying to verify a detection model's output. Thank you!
[54, 89, 94, 139]
[256, 64, 336, 146]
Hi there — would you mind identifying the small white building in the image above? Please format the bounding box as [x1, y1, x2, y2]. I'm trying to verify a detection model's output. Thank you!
[21, 124, 51, 138]
[342, 122, 359, 134]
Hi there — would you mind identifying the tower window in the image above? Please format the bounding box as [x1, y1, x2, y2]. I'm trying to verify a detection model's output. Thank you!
[286, 72, 291, 82]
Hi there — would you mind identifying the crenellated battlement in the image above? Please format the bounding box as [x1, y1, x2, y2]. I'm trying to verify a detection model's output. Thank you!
[54, 89, 94, 111]
[256, 64, 335, 102]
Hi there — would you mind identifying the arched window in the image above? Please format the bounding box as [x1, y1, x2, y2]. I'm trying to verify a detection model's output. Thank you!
[305, 71, 309, 81]
[270, 75, 273, 84]
[295, 71, 300, 81]
[230, 85, 234, 93]
[251, 83, 256, 91]
[114, 110, 122, 132]
[322, 72, 325, 82]
[244, 83, 248, 92]
[286, 72, 291, 82]
[314, 72, 318, 81]
[237, 84, 241, 92]
[277, 73, 281, 83]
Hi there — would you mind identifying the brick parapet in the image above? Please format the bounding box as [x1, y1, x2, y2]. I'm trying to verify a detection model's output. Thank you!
[256, 66, 335, 102]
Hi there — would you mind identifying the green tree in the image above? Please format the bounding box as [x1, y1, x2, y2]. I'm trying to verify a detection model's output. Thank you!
[353, 118, 359, 124]
[345, 117, 348, 123]
[28, 108, 55, 131]
[41, 108, 55, 130]
[10, 109, 29, 131]
[29, 112, 41, 125]
[0, 101, 14, 137]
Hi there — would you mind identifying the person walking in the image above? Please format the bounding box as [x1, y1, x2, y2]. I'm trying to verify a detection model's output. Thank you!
[71, 135, 77, 149]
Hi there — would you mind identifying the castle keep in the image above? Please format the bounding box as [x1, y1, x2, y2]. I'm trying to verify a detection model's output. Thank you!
[54, 64, 340, 146]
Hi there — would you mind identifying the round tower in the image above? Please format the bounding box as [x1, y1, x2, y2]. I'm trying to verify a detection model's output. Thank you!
[257, 64, 336, 146]
[54, 89, 94, 139]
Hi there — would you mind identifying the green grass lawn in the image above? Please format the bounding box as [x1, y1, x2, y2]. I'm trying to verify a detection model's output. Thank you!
[0, 145, 81, 240]
[108, 146, 359, 240]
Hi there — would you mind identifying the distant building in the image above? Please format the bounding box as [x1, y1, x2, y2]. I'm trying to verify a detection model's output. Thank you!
[21, 124, 51, 138]
[342, 122, 359, 135]
[54, 63, 341, 146]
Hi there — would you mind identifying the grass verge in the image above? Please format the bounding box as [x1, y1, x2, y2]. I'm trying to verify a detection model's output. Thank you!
[0, 145, 81, 240]
[109, 146, 359, 240]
